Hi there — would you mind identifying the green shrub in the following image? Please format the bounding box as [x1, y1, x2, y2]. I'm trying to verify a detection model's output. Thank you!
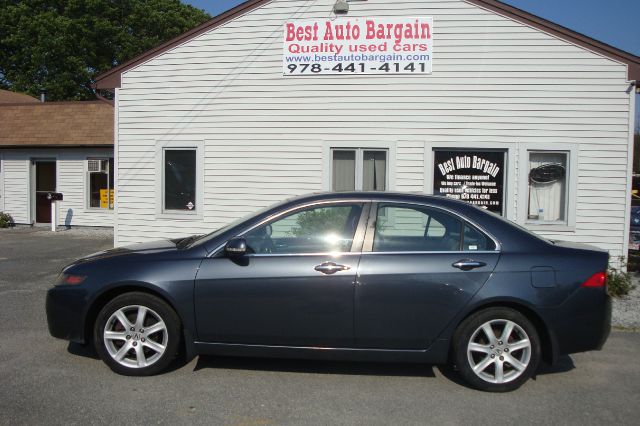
[608, 257, 635, 298]
[0, 211, 14, 228]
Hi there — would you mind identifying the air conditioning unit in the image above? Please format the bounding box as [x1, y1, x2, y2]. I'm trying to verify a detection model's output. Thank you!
[88, 160, 106, 172]
[88, 160, 104, 172]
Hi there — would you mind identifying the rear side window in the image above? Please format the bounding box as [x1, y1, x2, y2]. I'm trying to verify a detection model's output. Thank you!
[372, 204, 496, 252]
[373, 205, 463, 252]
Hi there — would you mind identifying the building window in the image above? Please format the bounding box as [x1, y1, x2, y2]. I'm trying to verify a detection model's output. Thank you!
[88, 158, 114, 209]
[163, 149, 197, 212]
[331, 148, 387, 191]
[527, 151, 568, 223]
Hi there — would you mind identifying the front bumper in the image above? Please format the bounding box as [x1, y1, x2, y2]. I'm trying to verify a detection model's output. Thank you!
[46, 286, 88, 344]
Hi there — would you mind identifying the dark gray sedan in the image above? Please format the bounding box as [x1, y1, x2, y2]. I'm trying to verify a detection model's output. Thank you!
[46, 192, 611, 392]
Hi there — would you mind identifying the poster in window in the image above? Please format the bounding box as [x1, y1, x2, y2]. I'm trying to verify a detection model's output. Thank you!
[433, 150, 505, 215]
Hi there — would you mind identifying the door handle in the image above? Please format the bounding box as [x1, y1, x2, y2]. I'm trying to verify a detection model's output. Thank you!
[314, 262, 351, 275]
[452, 259, 487, 271]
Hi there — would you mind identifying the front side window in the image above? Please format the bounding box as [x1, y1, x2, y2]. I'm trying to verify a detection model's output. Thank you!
[527, 151, 568, 223]
[331, 148, 387, 191]
[88, 158, 114, 209]
[164, 149, 196, 212]
[244, 204, 363, 254]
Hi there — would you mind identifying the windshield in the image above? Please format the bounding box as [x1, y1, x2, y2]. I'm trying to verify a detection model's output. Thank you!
[187, 198, 295, 249]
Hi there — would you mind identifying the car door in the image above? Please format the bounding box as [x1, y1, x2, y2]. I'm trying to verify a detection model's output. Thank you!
[194, 202, 369, 347]
[355, 202, 500, 349]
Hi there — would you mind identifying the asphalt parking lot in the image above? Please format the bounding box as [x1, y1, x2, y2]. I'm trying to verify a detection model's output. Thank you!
[1, 227, 639, 425]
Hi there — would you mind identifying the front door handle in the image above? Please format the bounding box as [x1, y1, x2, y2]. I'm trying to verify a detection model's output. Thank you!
[452, 259, 487, 271]
[314, 262, 351, 275]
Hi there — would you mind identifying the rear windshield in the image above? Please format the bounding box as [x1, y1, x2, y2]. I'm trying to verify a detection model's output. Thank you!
[470, 204, 551, 244]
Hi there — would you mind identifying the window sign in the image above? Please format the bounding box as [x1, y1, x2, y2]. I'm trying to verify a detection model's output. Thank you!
[433, 150, 505, 215]
[283, 17, 433, 76]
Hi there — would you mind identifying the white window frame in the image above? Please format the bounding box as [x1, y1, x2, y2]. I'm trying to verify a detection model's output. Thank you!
[323, 141, 396, 192]
[155, 140, 204, 220]
[517, 144, 577, 231]
[86, 157, 114, 210]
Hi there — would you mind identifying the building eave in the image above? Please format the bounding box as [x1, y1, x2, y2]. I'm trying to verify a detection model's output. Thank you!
[93, 0, 640, 90]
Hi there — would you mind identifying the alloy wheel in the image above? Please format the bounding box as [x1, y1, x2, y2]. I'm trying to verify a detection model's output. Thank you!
[466, 319, 532, 384]
[103, 305, 168, 368]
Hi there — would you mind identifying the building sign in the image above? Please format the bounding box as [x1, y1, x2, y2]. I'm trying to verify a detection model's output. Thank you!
[283, 17, 433, 76]
[100, 189, 114, 209]
[433, 150, 505, 215]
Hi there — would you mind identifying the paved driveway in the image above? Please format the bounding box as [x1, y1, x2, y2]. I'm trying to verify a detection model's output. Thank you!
[1, 227, 639, 425]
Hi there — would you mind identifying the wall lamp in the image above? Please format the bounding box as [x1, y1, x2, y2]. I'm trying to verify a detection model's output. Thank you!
[334, 0, 367, 15]
[333, 0, 349, 15]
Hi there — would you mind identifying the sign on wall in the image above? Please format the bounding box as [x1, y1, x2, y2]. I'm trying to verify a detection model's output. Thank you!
[433, 150, 505, 215]
[100, 189, 114, 209]
[283, 17, 433, 76]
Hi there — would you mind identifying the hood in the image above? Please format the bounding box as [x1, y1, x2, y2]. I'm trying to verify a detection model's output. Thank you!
[70, 239, 179, 266]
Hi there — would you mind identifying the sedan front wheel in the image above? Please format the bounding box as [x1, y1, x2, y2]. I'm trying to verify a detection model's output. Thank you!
[94, 292, 181, 376]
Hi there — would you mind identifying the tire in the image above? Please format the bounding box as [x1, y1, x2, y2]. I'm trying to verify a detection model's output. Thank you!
[93, 292, 181, 376]
[452, 307, 541, 392]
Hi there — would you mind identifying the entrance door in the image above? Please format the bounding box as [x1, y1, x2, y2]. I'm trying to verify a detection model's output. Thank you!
[34, 160, 56, 223]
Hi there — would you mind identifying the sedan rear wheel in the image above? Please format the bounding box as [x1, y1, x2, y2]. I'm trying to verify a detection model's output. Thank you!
[453, 307, 540, 392]
[94, 292, 180, 376]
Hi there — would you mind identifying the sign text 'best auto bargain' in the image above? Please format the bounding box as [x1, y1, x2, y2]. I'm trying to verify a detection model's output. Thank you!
[283, 17, 433, 76]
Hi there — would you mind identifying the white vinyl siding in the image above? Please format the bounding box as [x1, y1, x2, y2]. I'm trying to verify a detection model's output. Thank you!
[114, 0, 633, 260]
[0, 148, 114, 227]
[0, 153, 4, 212]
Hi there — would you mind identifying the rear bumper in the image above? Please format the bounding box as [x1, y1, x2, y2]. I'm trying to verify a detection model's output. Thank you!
[46, 286, 88, 344]
[545, 289, 611, 357]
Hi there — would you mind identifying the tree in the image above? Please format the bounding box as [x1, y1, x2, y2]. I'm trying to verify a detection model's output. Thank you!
[0, 1, 210, 101]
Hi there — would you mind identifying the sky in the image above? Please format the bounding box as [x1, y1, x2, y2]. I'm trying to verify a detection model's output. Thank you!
[184, 0, 640, 126]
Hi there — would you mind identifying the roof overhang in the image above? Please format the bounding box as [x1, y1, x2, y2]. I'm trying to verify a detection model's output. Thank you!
[0, 145, 113, 149]
[94, 0, 271, 90]
[466, 0, 640, 84]
[94, 0, 640, 90]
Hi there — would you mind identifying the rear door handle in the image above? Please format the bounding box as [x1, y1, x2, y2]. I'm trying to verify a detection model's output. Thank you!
[452, 259, 487, 271]
[314, 262, 351, 275]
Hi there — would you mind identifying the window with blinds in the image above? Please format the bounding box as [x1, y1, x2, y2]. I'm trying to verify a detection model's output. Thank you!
[331, 148, 387, 192]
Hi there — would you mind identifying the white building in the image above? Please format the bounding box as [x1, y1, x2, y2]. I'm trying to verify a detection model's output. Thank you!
[94, 0, 639, 259]
[0, 93, 114, 227]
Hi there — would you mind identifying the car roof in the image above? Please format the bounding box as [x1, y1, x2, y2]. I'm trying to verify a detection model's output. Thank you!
[283, 191, 462, 206]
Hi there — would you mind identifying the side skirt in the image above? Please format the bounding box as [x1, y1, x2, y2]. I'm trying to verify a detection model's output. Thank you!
[193, 339, 450, 364]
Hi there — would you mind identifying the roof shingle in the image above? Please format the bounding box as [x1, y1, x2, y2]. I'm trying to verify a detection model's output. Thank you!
[0, 89, 39, 104]
[0, 101, 113, 147]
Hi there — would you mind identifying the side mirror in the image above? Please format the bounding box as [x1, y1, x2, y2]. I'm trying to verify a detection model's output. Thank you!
[225, 238, 247, 257]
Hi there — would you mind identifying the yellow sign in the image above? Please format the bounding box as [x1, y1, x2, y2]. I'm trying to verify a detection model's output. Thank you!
[100, 189, 115, 209]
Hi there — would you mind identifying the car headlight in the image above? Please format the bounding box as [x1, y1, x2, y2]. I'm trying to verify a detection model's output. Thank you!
[55, 274, 87, 286]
